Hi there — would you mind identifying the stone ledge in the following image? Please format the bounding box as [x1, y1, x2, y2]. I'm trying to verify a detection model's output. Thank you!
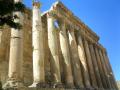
[2, 87, 117, 90]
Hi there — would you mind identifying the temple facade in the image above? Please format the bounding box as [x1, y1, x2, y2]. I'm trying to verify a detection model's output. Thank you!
[0, 0, 118, 90]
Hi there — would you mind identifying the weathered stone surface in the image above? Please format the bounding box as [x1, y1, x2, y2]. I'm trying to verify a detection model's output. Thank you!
[59, 22, 74, 88]
[117, 81, 120, 90]
[0, 1, 118, 90]
[30, 2, 45, 87]
[89, 44, 103, 88]
[83, 40, 97, 88]
[75, 32, 91, 88]
[47, 14, 61, 85]
[68, 30, 84, 88]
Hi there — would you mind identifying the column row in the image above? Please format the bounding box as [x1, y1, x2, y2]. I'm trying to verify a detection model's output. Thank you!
[82, 38, 117, 90]
[45, 13, 105, 89]
[4, 2, 118, 89]
[46, 13, 88, 88]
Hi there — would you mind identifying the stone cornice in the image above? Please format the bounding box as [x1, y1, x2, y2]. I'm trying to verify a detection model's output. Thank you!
[41, 1, 108, 52]
[33, 2, 41, 8]
[41, 1, 99, 43]
[92, 42, 107, 53]
[52, 2, 99, 39]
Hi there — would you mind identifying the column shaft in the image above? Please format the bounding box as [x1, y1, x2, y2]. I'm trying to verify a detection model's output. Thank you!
[83, 39, 97, 88]
[0, 29, 6, 61]
[94, 47, 107, 88]
[102, 51, 114, 89]
[0, 29, 2, 44]
[3, 0, 24, 88]
[9, 28, 23, 80]
[103, 52, 118, 89]
[59, 22, 74, 88]
[76, 33, 91, 87]
[31, 3, 45, 87]
[47, 14, 61, 86]
[68, 30, 84, 88]
[99, 49, 111, 88]
[89, 44, 103, 88]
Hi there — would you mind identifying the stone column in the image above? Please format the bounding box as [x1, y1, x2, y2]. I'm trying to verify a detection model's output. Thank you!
[89, 44, 103, 88]
[94, 47, 107, 88]
[83, 39, 97, 88]
[47, 13, 62, 87]
[99, 49, 111, 88]
[59, 21, 74, 88]
[102, 51, 114, 89]
[104, 52, 118, 90]
[3, 0, 24, 89]
[30, 2, 45, 87]
[68, 29, 84, 88]
[76, 33, 91, 88]
[0, 28, 5, 60]
[0, 28, 2, 44]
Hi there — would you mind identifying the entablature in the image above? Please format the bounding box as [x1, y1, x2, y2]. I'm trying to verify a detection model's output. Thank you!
[47, 1, 100, 43]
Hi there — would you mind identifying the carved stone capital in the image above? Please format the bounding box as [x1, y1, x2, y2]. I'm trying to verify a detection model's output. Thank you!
[33, 2, 41, 8]
[47, 12, 57, 20]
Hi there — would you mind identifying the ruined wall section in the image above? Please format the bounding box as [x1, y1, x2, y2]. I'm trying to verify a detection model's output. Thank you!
[0, 10, 33, 86]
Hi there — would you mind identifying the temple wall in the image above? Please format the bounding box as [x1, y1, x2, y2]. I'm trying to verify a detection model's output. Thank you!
[22, 12, 33, 86]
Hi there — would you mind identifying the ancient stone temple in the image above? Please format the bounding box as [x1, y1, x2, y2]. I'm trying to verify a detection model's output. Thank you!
[0, 0, 118, 90]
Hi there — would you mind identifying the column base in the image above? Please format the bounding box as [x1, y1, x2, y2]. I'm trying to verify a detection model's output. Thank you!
[86, 87, 105, 90]
[50, 82, 63, 88]
[75, 86, 85, 89]
[2, 79, 25, 90]
[97, 88, 105, 90]
[29, 82, 49, 88]
[64, 83, 75, 89]
[85, 87, 95, 90]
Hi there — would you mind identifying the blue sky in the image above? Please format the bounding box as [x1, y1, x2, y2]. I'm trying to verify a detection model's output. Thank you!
[23, 0, 120, 81]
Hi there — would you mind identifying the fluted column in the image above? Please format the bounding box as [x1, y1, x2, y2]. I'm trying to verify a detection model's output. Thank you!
[99, 49, 111, 88]
[89, 44, 103, 88]
[47, 13, 62, 87]
[3, 0, 24, 88]
[104, 52, 118, 90]
[76, 33, 91, 88]
[68, 29, 84, 88]
[83, 39, 97, 88]
[30, 2, 45, 87]
[94, 47, 107, 88]
[59, 21, 74, 88]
